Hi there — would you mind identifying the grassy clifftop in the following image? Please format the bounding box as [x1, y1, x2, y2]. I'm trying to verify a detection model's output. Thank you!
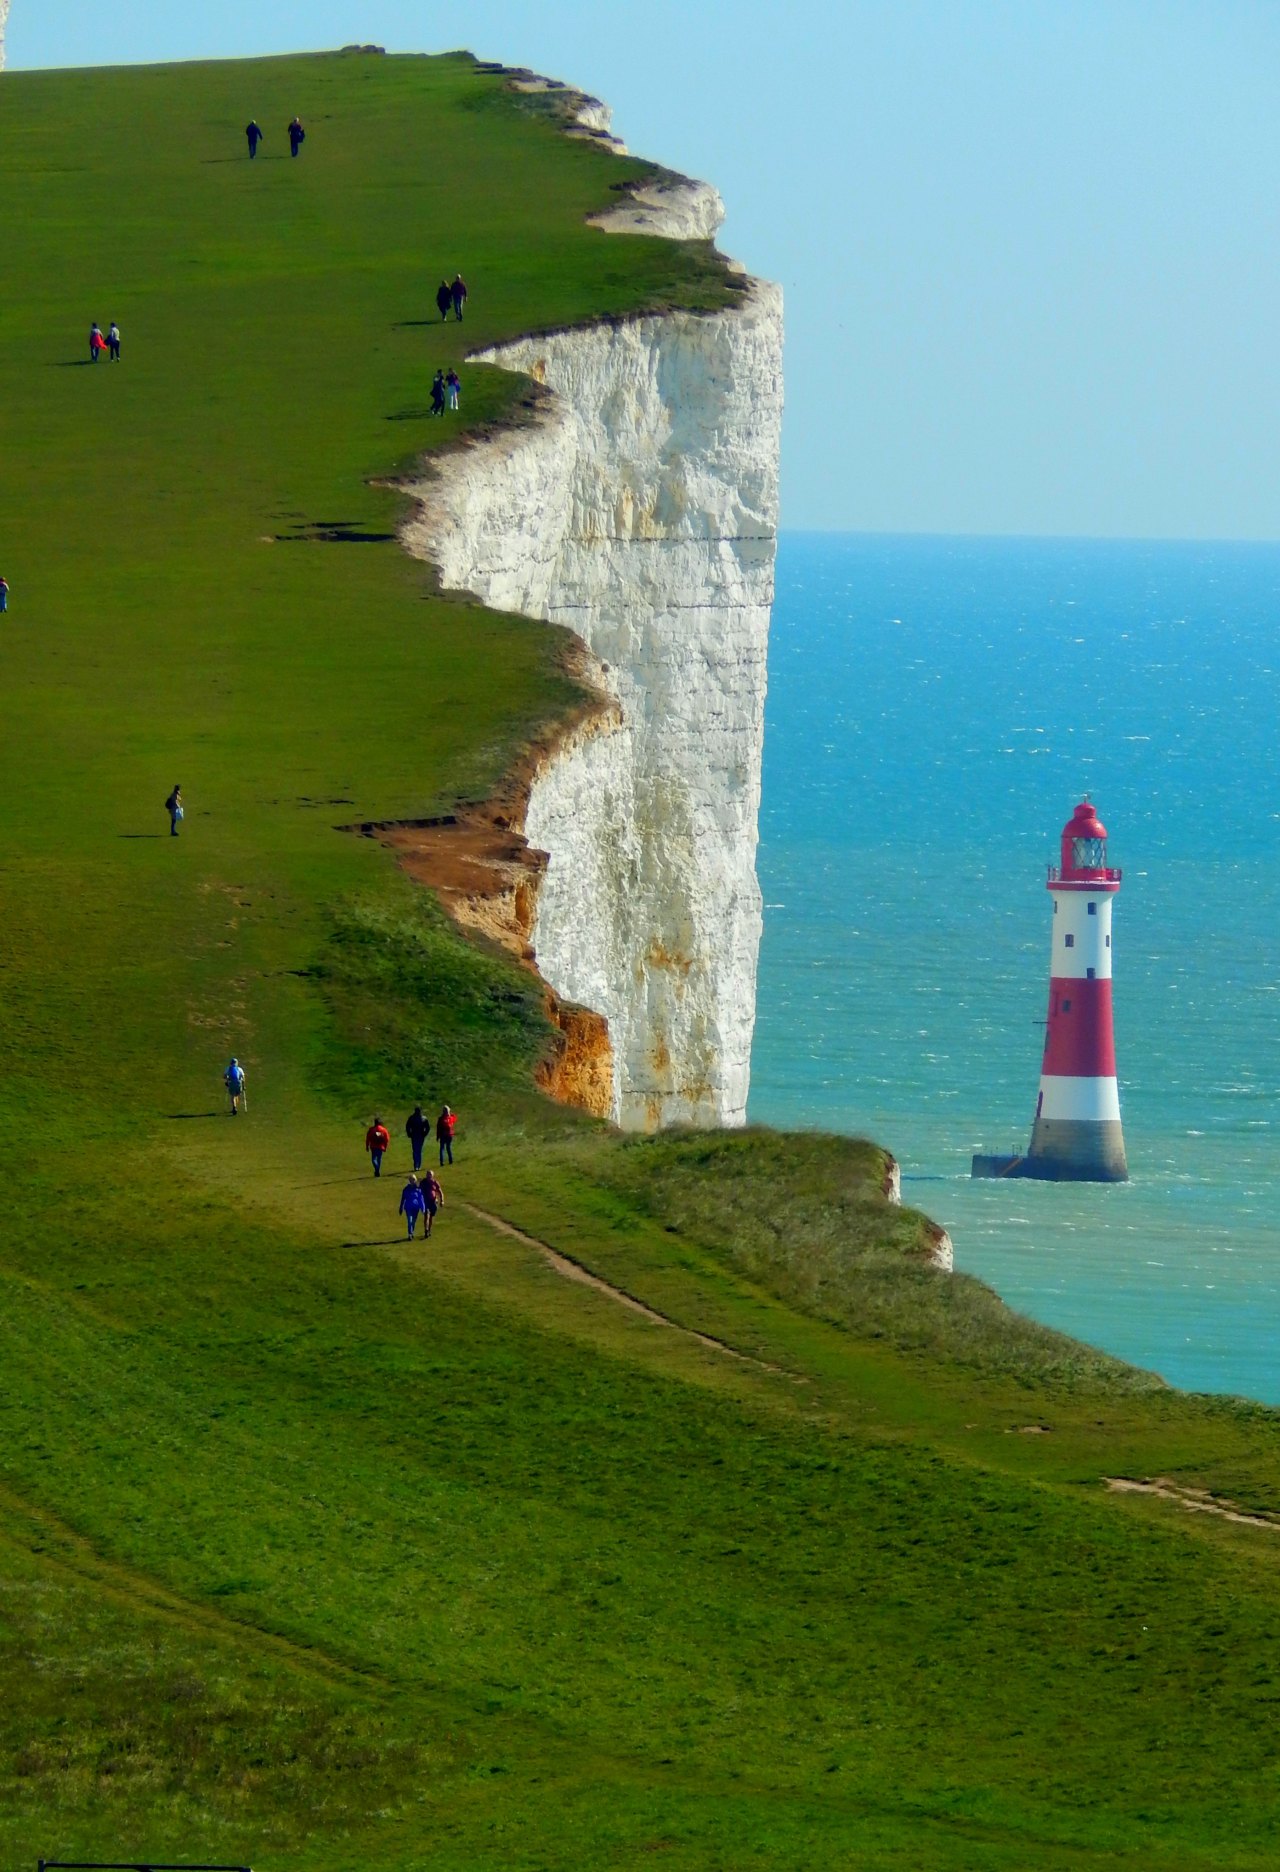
[3, 49, 1280, 1872]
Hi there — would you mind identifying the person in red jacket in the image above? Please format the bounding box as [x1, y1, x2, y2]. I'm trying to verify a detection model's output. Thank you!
[365, 1115, 390, 1177]
[436, 1104, 456, 1166]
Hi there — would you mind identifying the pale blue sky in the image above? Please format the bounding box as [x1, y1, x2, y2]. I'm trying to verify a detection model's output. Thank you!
[12, 2, 1280, 538]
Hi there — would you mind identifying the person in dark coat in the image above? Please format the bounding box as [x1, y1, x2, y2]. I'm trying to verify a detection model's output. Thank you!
[288, 116, 306, 158]
[435, 279, 452, 322]
[405, 1104, 429, 1172]
[430, 369, 446, 416]
[246, 121, 264, 158]
[450, 274, 468, 321]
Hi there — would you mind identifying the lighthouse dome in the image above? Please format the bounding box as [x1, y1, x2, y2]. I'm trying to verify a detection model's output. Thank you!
[1064, 799, 1107, 842]
[1060, 798, 1111, 878]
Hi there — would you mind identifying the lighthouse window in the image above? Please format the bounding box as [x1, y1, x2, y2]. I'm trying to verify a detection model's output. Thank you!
[1064, 933, 1075, 947]
[1062, 999, 1072, 1012]
[1073, 837, 1105, 868]
[1087, 901, 1096, 915]
[1106, 934, 1111, 947]
[1087, 967, 1096, 980]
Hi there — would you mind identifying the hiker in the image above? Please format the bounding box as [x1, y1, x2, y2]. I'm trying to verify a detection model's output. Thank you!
[165, 784, 183, 836]
[246, 120, 263, 158]
[421, 1169, 444, 1237]
[107, 321, 121, 362]
[365, 1114, 390, 1177]
[436, 1104, 456, 1166]
[405, 1103, 429, 1172]
[89, 322, 104, 363]
[435, 278, 452, 322]
[430, 369, 446, 416]
[0, 576, 8, 614]
[288, 116, 306, 158]
[450, 274, 468, 321]
[445, 368, 460, 411]
[224, 1056, 246, 1114]
[398, 1174, 427, 1240]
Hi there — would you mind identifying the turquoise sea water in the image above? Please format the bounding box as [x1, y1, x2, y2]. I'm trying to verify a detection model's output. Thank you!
[748, 533, 1280, 1401]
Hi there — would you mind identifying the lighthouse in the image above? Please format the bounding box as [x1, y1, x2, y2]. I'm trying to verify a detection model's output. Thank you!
[973, 799, 1128, 1183]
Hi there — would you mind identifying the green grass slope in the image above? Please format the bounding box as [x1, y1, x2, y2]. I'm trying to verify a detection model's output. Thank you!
[2, 48, 1280, 1872]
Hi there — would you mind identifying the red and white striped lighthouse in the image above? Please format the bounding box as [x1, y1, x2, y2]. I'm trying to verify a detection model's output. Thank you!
[974, 798, 1128, 1183]
[1021, 799, 1128, 1181]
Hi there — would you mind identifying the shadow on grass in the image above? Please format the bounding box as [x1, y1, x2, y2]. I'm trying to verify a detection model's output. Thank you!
[166, 1112, 224, 1120]
[340, 1238, 412, 1249]
[118, 833, 166, 839]
[53, 360, 93, 368]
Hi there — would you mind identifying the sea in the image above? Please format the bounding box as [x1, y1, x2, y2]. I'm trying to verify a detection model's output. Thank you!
[748, 533, 1280, 1402]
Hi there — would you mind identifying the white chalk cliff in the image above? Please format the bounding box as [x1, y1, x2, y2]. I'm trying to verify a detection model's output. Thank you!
[406, 86, 783, 1130]
[0, 2, 9, 71]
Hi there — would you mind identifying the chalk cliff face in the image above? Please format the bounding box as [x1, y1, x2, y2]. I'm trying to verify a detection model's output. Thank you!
[406, 101, 783, 1130]
[0, 3, 9, 71]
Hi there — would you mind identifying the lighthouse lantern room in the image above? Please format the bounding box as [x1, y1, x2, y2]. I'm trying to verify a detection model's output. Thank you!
[973, 799, 1129, 1183]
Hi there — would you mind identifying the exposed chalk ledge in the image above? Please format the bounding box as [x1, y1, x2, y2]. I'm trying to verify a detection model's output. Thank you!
[402, 69, 783, 1133]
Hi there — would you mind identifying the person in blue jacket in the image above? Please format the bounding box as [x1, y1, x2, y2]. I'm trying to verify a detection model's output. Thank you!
[399, 1174, 427, 1239]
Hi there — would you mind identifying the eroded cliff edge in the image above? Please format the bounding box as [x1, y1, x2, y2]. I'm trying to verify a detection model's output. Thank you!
[404, 86, 783, 1131]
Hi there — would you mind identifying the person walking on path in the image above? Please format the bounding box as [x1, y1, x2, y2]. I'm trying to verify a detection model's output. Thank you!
[89, 322, 105, 363]
[107, 322, 121, 362]
[450, 274, 468, 321]
[445, 368, 460, 411]
[405, 1104, 429, 1172]
[436, 1105, 456, 1167]
[398, 1174, 427, 1240]
[421, 1169, 444, 1237]
[0, 577, 9, 614]
[435, 279, 452, 322]
[246, 121, 264, 158]
[430, 369, 446, 417]
[224, 1057, 247, 1114]
[288, 116, 306, 158]
[366, 1115, 390, 1177]
[165, 784, 183, 836]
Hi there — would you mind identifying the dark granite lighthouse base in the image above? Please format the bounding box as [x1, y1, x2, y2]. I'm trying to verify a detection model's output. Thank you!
[971, 1120, 1128, 1183]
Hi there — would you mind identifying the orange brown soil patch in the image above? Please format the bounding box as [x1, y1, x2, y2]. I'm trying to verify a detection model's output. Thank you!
[345, 659, 620, 1119]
